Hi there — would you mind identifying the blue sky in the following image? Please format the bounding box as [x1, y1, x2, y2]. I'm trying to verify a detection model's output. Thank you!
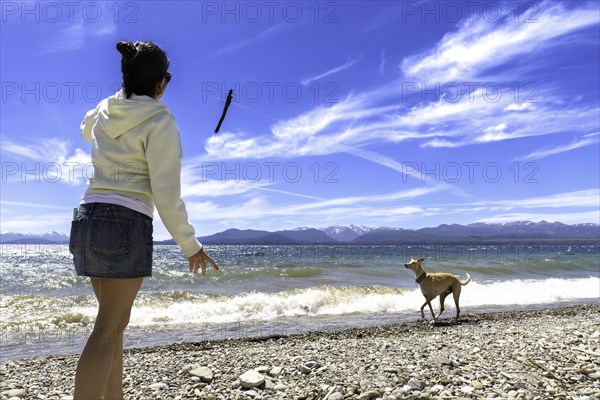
[1, 0, 599, 239]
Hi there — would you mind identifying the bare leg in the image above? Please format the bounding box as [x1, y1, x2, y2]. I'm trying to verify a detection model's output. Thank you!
[90, 278, 126, 400]
[74, 277, 142, 400]
[103, 337, 124, 400]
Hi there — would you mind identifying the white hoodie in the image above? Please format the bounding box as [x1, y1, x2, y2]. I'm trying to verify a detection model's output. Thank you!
[80, 89, 202, 258]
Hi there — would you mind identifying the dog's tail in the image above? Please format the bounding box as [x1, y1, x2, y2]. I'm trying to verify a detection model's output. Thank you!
[460, 273, 471, 286]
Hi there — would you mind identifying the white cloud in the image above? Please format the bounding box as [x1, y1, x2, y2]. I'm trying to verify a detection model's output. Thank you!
[204, 25, 283, 62]
[415, 90, 599, 148]
[519, 133, 600, 161]
[409, 189, 600, 224]
[181, 179, 272, 198]
[301, 56, 360, 86]
[476, 123, 510, 143]
[1, 138, 69, 161]
[504, 103, 536, 112]
[494, 189, 600, 209]
[191, 1, 599, 163]
[401, 1, 600, 83]
[0, 201, 71, 210]
[178, 186, 441, 227]
[379, 49, 386, 76]
[1, 137, 91, 185]
[200, 94, 403, 161]
[343, 147, 480, 202]
[475, 211, 600, 225]
[38, 16, 117, 55]
[171, 188, 600, 234]
[0, 212, 70, 232]
[453, 189, 600, 211]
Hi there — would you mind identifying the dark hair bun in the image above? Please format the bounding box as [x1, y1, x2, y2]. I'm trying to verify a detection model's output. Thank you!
[117, 40, 169, 99]
[116, 41, 138, 60]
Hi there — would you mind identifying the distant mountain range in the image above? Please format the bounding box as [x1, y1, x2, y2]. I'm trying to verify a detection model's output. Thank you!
[0, 231, 69, 244]
[160, 221, 599, 245]
[2, 221, 598, 245]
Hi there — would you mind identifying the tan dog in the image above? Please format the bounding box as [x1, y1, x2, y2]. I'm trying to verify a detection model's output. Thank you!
[404, 258, 471, 322]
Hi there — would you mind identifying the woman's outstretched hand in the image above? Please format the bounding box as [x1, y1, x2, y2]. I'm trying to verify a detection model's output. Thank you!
[188, 248, 219, 275]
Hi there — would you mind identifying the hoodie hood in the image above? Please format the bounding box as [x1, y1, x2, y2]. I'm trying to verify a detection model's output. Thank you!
[84, 89, 169, 139]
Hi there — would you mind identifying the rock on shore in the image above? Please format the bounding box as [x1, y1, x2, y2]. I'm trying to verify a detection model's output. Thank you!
[1, 304, 599, 399]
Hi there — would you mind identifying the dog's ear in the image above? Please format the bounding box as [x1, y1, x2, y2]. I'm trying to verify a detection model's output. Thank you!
[418, 258, 425, 262]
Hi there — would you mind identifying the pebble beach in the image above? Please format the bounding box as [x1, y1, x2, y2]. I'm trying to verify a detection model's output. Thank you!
[1, 304, 599, 400]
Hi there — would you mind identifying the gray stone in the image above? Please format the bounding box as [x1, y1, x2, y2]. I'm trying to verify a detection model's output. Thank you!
[434, 355, 453, 366]
[407, 379, 425, 390]
[149, 382, 168, 389]
[328, 393, 344, 400]
[190, 366, 213, 383]
[461, 386, 475, 394]
[299, 364, 313, 374]
[182, 363, 200, 373]
[263, 378, 274, 391]
[255, 365, 269, 373]
[356, 390, 380, 400]
[240, 369, 265, 389]
[472, 380, 484, 389]
[430, 384, 444, 393]
[5, 390, 26, 398]
[269, 366, 283, 376]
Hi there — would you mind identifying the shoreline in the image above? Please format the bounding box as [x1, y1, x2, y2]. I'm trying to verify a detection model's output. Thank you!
[2, 303, 599, 399]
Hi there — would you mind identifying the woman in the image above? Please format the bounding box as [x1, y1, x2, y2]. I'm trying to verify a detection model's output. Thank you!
[69, 40, 219, 399]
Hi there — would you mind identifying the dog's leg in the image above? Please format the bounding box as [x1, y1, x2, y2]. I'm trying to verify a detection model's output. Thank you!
[452, 286, 462, 321]
[437, 291, 449, 320]
[420, 298, 428, 319]
[421, 296, 436, 322]
[421, 296, 435, 321]
[427, 300, 436, 322]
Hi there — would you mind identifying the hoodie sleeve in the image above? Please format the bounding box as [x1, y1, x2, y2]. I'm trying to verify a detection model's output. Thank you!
[146, 113, 203, 258]
[80, 107, 97, 143]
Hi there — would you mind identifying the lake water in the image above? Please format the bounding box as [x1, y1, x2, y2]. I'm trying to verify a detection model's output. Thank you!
[1, 243, 598, 360]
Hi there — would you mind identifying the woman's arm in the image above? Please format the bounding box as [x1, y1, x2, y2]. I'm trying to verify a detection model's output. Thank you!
[145, 113, 202, 258]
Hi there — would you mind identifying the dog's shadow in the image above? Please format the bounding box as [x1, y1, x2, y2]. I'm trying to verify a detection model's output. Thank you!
[431, 320, 456, 327]
[429, 316, 478, 327]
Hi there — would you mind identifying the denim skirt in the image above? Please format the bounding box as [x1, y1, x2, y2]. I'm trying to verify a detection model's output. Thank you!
[70, 202, 153, 278]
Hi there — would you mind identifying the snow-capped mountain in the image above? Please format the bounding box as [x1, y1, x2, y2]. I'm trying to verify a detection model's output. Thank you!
[319, 225, 395, 242]
[354, 221, 599, 243]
